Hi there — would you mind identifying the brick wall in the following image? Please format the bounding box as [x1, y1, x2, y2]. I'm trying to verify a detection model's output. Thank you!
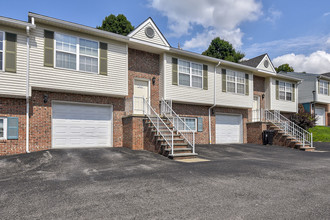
[247, 122, 267, 145]
[128, 48, 160, 113]
[29, 91, 126, 152]
[0, 97, 27, 155]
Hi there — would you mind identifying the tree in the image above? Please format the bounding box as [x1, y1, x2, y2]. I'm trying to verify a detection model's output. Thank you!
[202, 37, 245, 63]
[97, 14, 134, 36]
[275, 64, 294, 73]
[290, 104, 317, 130]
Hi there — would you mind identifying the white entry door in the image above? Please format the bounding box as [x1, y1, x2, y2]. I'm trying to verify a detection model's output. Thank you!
[315, 107, 326, 126]
[216, 114, 243, 144]
[252, 96, 260, 122]
[134, 79, 149, 114]
[52, 102, 112, 148]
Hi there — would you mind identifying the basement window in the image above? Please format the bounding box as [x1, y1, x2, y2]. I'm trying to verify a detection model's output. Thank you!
[0, 117, 7, 140]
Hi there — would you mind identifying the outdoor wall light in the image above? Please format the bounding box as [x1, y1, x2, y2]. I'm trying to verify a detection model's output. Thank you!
[43, 94, 49, 104]
[262, 94, 265, 99]
[152, 77, 156, 85]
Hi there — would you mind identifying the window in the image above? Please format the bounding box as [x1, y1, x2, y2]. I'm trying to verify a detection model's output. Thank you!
[178, 59, 203, 88]
[319, 80, 329, 95]
[0, 31, 3, 71]
[175, 117, 197, 132]
[0, 118, 7, 140]
[55, 33, 99, 73]
[226, 70, 245, 94]
[279, 81, 292, 101]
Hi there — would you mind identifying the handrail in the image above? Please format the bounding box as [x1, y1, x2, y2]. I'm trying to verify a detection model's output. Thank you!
[137, 97, 175, 155]
[161, 98, 195, 154]
[265, 110, 313, 148]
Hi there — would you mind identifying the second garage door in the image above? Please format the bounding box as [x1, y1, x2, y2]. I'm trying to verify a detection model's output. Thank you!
[52, 102, 113, 148]
[216, 114, 243, 144]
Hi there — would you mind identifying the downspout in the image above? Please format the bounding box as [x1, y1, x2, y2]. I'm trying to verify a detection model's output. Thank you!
[208, 61, 221, 144]
[26, 26, 30, 153]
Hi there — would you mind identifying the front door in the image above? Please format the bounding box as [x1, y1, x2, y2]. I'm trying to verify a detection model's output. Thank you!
[252, 96, 260, 122]
[133, 79, 149, 114]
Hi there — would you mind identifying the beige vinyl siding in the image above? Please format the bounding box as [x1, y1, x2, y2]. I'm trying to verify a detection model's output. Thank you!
[132, 23, 167, 46]
[316, 79, 330, 104]
[256, 56, 276, 74]
[216, 67, 253, 108]
[270, 78, 297, 112]
[0, 25, 27, 97]
[29, 24, 128, 97]
[164, 53, 214, 105]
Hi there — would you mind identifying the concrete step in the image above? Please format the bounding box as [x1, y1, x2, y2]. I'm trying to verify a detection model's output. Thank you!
[168, 153, 198, 160]
[155, 134, 181, 138]
[151, 128, 174, 133]
[165, 148, 192, 154]
[161, 142, 188, 147]
[299, 147, 315, 152]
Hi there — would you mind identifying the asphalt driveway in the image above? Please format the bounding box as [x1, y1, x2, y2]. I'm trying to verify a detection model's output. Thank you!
[1, 143, 330, 219]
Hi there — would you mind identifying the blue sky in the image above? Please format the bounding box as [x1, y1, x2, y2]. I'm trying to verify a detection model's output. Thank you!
[1, 0, 330, 73]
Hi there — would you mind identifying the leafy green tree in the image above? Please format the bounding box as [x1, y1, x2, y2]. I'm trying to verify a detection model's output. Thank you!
[97, 14, 134, 36]
[202, 37, 245, 63]
[275, 63, 294, 73]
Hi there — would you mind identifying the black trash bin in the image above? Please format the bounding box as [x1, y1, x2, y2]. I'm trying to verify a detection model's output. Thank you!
[262, 130, 275, 145]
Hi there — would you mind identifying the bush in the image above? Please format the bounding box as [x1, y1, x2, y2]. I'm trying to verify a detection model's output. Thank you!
[290, 104, 317, 130]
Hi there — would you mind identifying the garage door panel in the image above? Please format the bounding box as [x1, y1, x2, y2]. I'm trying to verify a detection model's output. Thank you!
[52, 102, 112, 148]
[216, 114, 242, 144]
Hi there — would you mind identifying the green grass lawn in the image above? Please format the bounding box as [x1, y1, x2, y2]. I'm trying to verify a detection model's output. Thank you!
[309, 126, 330, 142]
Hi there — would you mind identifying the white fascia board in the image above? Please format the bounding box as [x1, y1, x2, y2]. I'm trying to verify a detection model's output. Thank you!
[129, 38, 170, 51]
[0, 16, 36, 29]
[28, 12, 129, 43]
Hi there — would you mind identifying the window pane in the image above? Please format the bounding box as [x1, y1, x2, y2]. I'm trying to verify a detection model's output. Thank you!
[177, 119, 185, 130]
[237, 84, 244, 94]
[192, 76, 202, 88]
[79, 56, 98, 73]
[0, 32, 3, 51]
[237, 72, 245, 84]
[191, 63, 202, 76]
[279, 82, 285, 91]
[227, 82, 235, 93]
[56, 51, 76, 70]
[227, 71, 235, 82]
[179, 60, 190, 74]
[55, 33, 76, 53]
[286, 83, 292, 92]
[179, 73, 190, 86]
[185, 118, 196, 130]
[0, 119, 3, 138]
[286, 92, 292, 101]
[279, 91, 285, 100]
[79, 38, 98, 57]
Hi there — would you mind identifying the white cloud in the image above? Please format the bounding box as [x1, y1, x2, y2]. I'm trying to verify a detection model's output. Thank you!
[272, 51, 330, 74]
[149, 0, 262, 50]
[323, 12, 330, 16]
[244, 35, 330, 58]
[265, 7, 282, 23]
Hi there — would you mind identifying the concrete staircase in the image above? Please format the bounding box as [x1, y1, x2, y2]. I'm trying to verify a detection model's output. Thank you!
[268, 123, 315, 151]
[144, 117, 198, 160]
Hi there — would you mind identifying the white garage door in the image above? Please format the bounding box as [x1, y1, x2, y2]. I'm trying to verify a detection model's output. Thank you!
[52, 102, 112, 148]
[315, 107, 325, 126]
[216, 114, 242, 144]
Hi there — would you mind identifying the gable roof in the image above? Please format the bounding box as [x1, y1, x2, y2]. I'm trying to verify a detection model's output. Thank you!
[128, 17, 170, 47]
[322, 72, 330, 77]
[240, 54, 267, 67]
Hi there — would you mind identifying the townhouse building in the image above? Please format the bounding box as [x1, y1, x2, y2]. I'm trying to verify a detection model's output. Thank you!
[1, 13, 312, 156]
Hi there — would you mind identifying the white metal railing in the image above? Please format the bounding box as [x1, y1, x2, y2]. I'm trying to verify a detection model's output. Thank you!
[265, 109, 313, 148]
[135, 97, 175, 155]
[161, 98, 195, 154]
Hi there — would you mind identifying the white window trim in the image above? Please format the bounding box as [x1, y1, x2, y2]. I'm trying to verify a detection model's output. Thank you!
[54, 32, 100, 74]
[319, 80, 329, 95]
[178, 59, 203, 89]
[177, 117, 197, 132]
[226, 70, 246, 95]
[0, 31, 4, 72]
[0, 117, 7, 140]
[279, 81, 293, 101]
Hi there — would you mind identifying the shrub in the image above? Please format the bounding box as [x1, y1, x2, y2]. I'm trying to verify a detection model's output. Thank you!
[290, 104, 317, 130]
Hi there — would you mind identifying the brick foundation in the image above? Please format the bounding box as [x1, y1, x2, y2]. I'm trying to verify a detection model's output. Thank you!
[246, 122, 267, 145]
[0, 97, 27, 155]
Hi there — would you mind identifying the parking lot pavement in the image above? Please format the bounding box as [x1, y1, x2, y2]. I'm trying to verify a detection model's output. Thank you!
[1, 144, 330, 219]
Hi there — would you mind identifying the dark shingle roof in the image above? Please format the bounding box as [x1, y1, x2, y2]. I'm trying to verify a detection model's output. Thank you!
[322, 72, 330, 77]
[239, 54, 267, 67]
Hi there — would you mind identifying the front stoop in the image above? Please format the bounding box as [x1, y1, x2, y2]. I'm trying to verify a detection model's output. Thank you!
[144, 118, 198, 160]
[268, 125, 315, 152]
